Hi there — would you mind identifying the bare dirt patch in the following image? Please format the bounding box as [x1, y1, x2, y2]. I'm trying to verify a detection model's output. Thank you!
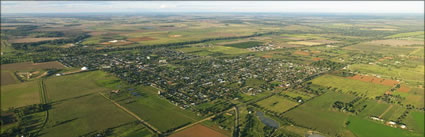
[1, 72, 18, 85]
[169, 35, 182, 38]
[294, 51, 310, 56]
[348, 75, 399, 86]
[262, 55, 273, 58]
[312, 57, 322, 61]
[127, 37, 157, 42]
[398, 85, 411, 93]
[311, 51, 321, 54]
[169, 124, 228, 137]
[288, 41, 322, 46]
[378, 57, 393, 62]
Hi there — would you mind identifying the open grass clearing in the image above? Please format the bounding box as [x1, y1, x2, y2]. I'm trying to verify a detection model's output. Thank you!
[256, 95, 299, 113]
[404, 111, 424, 134]
[1, 80, 40, 110]
[281, 90, 314, 100]
[347, 116, 421, 137]
[45, 71, 118, 102]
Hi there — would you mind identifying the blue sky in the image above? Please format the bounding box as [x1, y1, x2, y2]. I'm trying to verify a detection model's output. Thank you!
[1, 1, 424, 14]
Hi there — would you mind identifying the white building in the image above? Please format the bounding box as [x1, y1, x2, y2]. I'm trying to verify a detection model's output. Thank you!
[388, 121, 396, 125]
[81, 67, 88, 71]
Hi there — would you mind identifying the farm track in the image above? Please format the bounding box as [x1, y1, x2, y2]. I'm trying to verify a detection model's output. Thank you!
[35, 79, 49, 136]
[379, 104, 393, 118]
[98, 92, 162, 135]
[233, 106, 240, 137]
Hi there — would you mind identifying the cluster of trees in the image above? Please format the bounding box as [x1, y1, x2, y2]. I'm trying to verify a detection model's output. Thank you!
[332, 101, 355, 113]
[240, 112, 255, 137]
[195, 101, 234, 115]
[335, 70, 355, 77]
[12, 33, 89, 50]
[310, 60, 345, 70]
[33, 31, 65, 38]
[12, 104, 50, 117]
[1, 25, 38, 36]
[1, 104, 50, 137]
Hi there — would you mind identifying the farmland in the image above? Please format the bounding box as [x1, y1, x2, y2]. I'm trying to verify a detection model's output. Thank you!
[283, 92, 356, 136]
[45, 71, 117, 102]
[1, 10, 424, 137]
[1, 80, 40, 110]
[347, 116, 422, 137]
[41, 71, 139, 137]
[404, 111, 425, 134]
[111, 86, 202, 133]
[310, 74, 392, 98]
[169, 124, 228, 137]
[41, 94, 136, 137]
[0, 61, 65, 85]
[256, 96, 299, 113]
[348, 64, 424, 86]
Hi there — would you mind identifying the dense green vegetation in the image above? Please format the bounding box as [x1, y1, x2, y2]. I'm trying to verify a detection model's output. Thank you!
[223, 41, 264, 49]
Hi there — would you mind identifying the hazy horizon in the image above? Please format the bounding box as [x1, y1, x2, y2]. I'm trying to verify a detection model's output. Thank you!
[1, 1, 424, 14]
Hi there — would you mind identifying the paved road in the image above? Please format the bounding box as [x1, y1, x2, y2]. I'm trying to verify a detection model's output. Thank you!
[99, 93, 162, 134]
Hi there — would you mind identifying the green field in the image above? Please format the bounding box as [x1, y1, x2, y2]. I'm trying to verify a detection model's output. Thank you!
[41, 71, 137, 137]
[357, 100, 391, 118]
[281, 90, 314, 100]
[404, 111, 425, 134]
[344, 43, 418, 55]
[386, 31, 425, 41]
[45, 71, 120, 102]
[112, 86, 201, 132]
[41, 94, 136, 137]
[283, 92, 356, 136]
[108, 122, 153, 137]
[347, 116, 421, 137]
[310, 75, 392, 98]
[238, 91, 273, 103]
[1, 80, 40, 110]
[256, 96, 299, 113]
